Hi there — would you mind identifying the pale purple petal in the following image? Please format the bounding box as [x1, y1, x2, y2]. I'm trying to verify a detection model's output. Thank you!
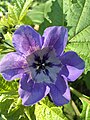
[42, 26, 68, 56]
[19, 73, 50, 106]
[63, 84, 71, 101]
[13, 25, 42, 55]
[49, 76, 70, 106]
[60, 51, 85, 81]
[61, 76, 71, 101]
[0, 52, 27, 81]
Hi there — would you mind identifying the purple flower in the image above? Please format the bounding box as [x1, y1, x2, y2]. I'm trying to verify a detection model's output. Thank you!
[0, 25, 85, 106]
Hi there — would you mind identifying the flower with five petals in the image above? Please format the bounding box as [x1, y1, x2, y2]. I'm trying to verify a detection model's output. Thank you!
[0, 25, 85, 106]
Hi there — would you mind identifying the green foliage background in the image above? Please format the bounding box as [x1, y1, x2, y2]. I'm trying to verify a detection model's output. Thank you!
[0, 0, 90, 120]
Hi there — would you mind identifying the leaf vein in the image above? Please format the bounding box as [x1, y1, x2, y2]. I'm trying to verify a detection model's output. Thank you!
[75, 0, 86, 34]
[69, 25, 90, 41]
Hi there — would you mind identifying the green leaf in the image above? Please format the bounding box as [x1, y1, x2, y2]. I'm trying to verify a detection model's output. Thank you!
[83, 71, 90, 90]
[0, 0, 33, 27]
[3, 32, 13, 47]
[8, 3, 19, 25]
[66, 0, 90, 73]
[19, 0, 33, 21]
[63, 0, 72, 14]
[63, 101, 76, 120]
[39, 0, 66, 34]
[28, 0, 54, 25]
[0, 75, 30, 120]
[9, 0, 33, 24]
[80, 100, 90, 120]
[35, 97, 68, 120]
[0, 99, 14, 118]
[47, 0, 64, 26]
[24, 106, 36, 120]
[0, 32, 15, 58]
[0, 16, 9, 27]
[20, 14, 33, 25]
[0, 75, 18, 94]
[0, 98, 29, 120]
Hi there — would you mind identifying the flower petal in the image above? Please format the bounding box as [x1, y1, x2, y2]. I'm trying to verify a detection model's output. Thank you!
[19, 73, 34, 92]
[19, 73, 50, 106]
[49, 76, 70, 106]
[0, 52, 26, 81]
[42, 26, 68, 56]
[13, 25, 42, 55]
[60, 51, 85, 81]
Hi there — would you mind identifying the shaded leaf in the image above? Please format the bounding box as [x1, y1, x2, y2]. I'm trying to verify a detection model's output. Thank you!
[28, 0, 54, 25]
[39, 0, 67, 34]
[83, 71, 90, 90]
[63, 101, 76, 120]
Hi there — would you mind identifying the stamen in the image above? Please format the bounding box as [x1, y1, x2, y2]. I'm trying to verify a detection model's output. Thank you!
[42, 53, 49, 62]
[34, 55, 41, 63]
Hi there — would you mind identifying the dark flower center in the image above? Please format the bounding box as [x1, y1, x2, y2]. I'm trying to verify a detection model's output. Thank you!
[32, 54, 53, 75]
[26, 47, 62, 83]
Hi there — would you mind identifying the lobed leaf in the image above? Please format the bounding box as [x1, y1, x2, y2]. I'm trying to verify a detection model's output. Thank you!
[66, 0, 90, 73]
[39, 0, 64, 34]
[35, 97, 68, 120]
[28, 0, 54, 25]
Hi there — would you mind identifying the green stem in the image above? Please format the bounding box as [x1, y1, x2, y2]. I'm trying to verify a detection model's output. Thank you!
[70, 87, 90, 104]
[4, 41, 14, 49]
[70, 100, 80, 116]
[16, 97, 22, 106]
